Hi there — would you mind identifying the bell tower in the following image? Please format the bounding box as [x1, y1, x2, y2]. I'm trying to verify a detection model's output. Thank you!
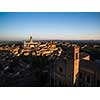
[73, 46, 80, 86]
[66, 46, 80, 86]
[30, 36, 33, 43]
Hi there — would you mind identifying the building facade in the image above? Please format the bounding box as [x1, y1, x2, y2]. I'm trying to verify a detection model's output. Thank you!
[49, 45, 100, 87]
[49, 46, 80, 86]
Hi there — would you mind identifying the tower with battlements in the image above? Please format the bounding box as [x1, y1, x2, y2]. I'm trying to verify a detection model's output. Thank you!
[30, 36, 33, 43]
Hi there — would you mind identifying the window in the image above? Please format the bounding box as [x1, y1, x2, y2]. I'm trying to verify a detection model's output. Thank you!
[58, 80, 62, 86]
[87, 75, 90, 83]
[76, 53, 78, 59]
[79, 73, 82, 79]
[51, 78, 54, 86]
[97, 80, 100, 86]
[59, 67, 63, 72]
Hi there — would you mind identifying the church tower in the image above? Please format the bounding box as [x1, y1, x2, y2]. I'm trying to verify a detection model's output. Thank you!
[66, 46, 80, 86]
[30, 36, 33, 43]
[73, 46, 80, 85]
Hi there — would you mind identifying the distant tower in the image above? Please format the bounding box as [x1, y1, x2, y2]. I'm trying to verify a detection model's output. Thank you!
[30, 36, 33, 43]
[24, 40, 26, 47]
[24, 40, 26, 44]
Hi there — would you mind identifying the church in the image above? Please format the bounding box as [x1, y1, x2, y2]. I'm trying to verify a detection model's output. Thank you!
[24, 36, 38, 48]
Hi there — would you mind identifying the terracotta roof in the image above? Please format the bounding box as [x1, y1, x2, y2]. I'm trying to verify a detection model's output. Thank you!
[80, 52, 90, 59]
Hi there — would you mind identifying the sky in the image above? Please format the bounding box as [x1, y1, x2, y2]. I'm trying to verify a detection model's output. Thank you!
[0, 12, 100, 40]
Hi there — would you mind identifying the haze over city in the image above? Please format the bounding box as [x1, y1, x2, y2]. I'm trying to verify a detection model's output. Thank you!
[0, 12, 100, 40]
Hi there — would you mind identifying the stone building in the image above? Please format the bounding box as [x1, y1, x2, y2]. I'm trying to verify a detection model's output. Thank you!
[79, 59, 100, 86]
[49, 46, 80, 86]
[49, 45, 100, 87]
[24, 36, 38, 48]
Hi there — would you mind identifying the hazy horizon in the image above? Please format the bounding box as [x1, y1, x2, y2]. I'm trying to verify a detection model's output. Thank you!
[0, 12, 100, 40]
